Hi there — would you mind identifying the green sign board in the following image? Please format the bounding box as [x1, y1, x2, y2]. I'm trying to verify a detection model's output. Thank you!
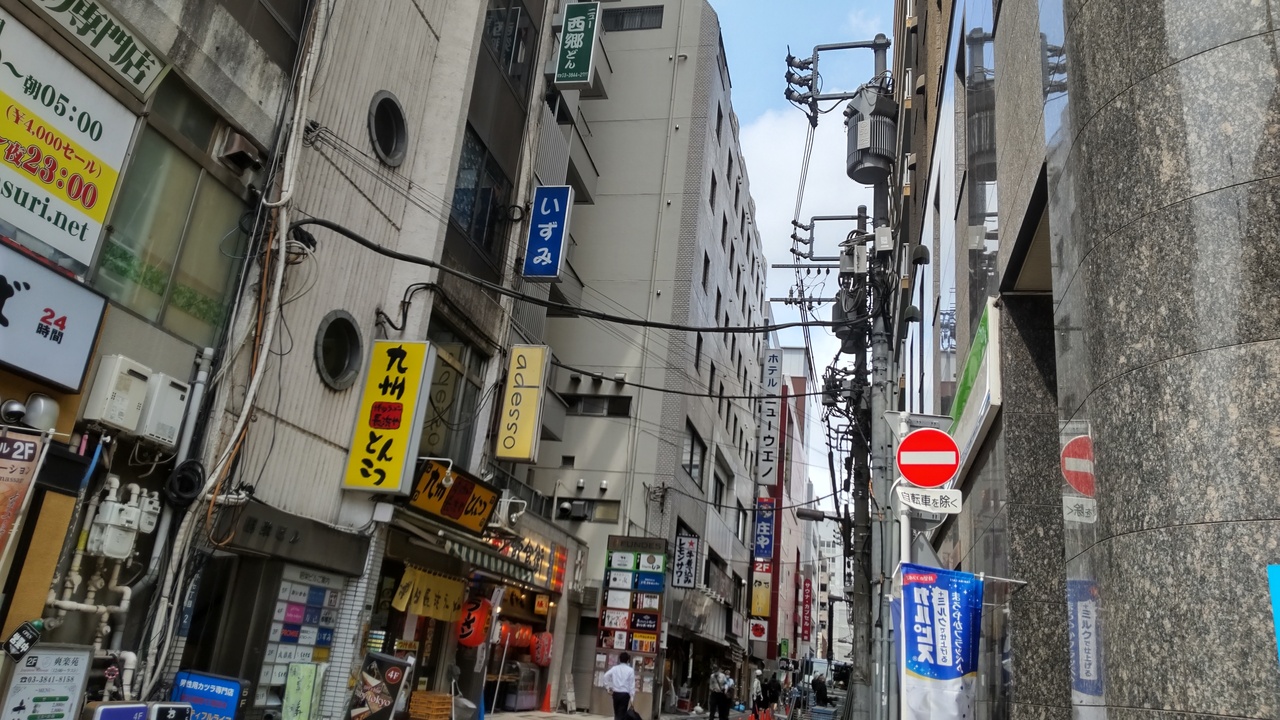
[554, 2, 599, 88]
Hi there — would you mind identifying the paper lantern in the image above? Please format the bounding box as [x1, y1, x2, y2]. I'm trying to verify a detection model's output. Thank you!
[513, 624, 534, 648]
[532, 632, 553, 667]
[499, 621, 514, 646]
[457, 598, 492, 648]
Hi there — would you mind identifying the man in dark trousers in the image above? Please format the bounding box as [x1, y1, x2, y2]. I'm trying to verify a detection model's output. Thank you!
[602, 652, 636, 720]
[767, 673, 782, 714]
[708, 665, 730, 720]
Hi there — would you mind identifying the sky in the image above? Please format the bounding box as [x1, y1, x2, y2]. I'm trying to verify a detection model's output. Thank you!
[711, 0, 893, 512]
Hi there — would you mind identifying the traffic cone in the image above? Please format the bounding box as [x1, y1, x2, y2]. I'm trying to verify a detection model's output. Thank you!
[541, 683, 552, 713]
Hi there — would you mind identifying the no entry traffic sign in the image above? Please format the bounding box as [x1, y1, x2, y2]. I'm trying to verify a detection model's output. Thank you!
[896, 428, 960, 488]
[1061, 435, 1095, 497]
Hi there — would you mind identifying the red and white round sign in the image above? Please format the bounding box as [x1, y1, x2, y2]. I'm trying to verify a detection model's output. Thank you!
[896, 428, 960, 488]
[1061, 435, 1095, 497]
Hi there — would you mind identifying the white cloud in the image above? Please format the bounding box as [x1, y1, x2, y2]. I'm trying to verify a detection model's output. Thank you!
[740, 105, 878, 510]
[846, 7, 888, 38]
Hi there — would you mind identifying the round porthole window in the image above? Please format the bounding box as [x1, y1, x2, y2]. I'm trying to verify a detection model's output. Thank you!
[315, 310, 362, 391]
[368, 90, 408, 167]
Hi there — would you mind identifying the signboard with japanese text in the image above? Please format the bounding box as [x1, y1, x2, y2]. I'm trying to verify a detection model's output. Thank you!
[801, 578, 813, 642]
[170, 671, 250, 720]
[282, 663, 321, 720]
[636, 552, 665, 573]
[897, 486, 963, 515]
[494, 345, 549, 463]
[672, 533, 698, 588]
[522, 186, 572, 280]
[748, 618, 767, 641]
[1, 645, 92, 720]
[0, 10, 136, 269]
[3, 621, 40, 661]
[390, 566, 464, 622]
[553, 2, 599, 89]
[260, 566, 343, 701]
[550, 544, 568, 593]
[634, 572, 664, 592]
[1067, 578, 1104, 700]
[750, 565, 771, 616]
[756, 351, 783, 486]
[491, 531, 554, 586]
[407, 460, 500, 536]
[0, 242, 105, 390]
[0, 431, 42, 562]
[596, 537, 665, 718]
[342, 341, 434, 495]
[900, 564, 984, 720]
[753, 497, 775, 561]
[24, 0, 168, 96]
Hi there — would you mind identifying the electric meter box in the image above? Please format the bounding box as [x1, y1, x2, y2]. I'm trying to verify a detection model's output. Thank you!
[139, 373, 190, 449]
[83, 355, 153, 434]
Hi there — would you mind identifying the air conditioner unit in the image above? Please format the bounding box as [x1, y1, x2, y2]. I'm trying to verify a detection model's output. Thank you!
[569, 501, 589, 520]
[83, 355, 152, 435]
[139, 373, 190, 449]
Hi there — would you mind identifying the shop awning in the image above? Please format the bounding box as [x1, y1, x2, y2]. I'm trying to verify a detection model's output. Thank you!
[444, 538, 536, 585]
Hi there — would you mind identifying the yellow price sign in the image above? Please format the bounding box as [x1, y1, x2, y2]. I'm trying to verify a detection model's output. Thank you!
[494, 345, 549, 463]
[342, 341, 434, 494]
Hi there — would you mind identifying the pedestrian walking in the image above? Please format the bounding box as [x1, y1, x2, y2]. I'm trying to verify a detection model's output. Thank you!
[751, 669, 765, 720]
[812, 674, 828, 707]
[602, 653, 637, 720]
[709, 666, 730, 720]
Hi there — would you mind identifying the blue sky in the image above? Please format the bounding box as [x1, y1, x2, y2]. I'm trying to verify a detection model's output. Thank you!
[710, 0, 893, 508]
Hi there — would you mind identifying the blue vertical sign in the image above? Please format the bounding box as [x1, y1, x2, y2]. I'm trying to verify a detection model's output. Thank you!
[753, 497, 775, 561]
[1268, 566, 1280, 668]
[900, 563, 983, 720]
[522, 185, 573, 281]
[1067, 578, 1105, 699]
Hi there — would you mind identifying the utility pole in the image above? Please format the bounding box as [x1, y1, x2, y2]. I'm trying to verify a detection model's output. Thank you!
[781, 33, 893, 720]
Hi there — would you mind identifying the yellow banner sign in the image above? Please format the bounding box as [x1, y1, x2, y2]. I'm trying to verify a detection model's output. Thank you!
[751, 562, 772, 616]
[342, 341, 434, 494]
[391, 566, 465, 622]
[494, 345, 549, 463]
[408, 460, 500, 535]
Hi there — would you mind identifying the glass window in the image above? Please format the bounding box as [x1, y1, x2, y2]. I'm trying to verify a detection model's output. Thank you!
[421, 324, 488, 470]
[484, 0, 537, 100]
[602, 6, 664, 31]
[681, 421, 706, 485]
[450, 126, 512, 261]
[93, 126, 247, 346]
[215, 0, 308, 69]
[713, 467, 726, 507]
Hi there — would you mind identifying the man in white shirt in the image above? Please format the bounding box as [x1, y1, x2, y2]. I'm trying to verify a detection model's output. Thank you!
[602, 652, 637, 720]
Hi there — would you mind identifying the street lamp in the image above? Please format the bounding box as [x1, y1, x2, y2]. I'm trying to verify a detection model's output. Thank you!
[795, 508, 840, 522]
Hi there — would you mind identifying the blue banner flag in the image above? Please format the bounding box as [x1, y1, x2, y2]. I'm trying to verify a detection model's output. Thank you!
[1067, 578, 1105, 699]
[522, 185, 573, 280]
[900, 563, 983, 720]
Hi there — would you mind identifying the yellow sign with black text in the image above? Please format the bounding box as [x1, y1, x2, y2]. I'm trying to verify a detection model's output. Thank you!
[342, 341, 434, 494]
[751, 561, 772, 616]
[494, 345, 549, 463]
[408, 460, 501, 535]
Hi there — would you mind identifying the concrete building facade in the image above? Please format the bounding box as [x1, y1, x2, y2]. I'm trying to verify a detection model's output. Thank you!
[893, 0, 1280, 716]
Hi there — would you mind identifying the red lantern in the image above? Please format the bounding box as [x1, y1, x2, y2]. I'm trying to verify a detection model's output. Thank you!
[499, 621, 514, 646]
[514, 624, 533, 648]
[457, 598, 492, 648]
[532, 632, 553, 667]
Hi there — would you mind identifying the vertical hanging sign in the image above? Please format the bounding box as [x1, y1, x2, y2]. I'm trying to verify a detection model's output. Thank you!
[342, 341, 435, 495]
[801, 578, 813, 642]
[756, 350, 783, 486]
[672, 532, 698, 589]
[494, 345, 550, 463]
[554, 2, 599, 89]
[752, 497, 775, 560]
[522, 186, 573, 280]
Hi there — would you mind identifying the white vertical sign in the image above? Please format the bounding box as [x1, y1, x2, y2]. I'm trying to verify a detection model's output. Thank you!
[756, 350, 783, 486]
[672, 534, 698, 589]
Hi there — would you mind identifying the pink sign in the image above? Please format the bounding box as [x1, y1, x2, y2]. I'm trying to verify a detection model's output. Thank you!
[284, 602, 306, 624]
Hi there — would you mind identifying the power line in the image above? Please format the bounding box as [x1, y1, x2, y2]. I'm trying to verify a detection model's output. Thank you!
[551, 359, 830, 402]
[289, 218, 864, 335]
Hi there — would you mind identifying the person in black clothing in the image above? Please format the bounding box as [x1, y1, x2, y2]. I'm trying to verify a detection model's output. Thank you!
[812, 674, 829, 707]
[767, 674, 782, 713]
